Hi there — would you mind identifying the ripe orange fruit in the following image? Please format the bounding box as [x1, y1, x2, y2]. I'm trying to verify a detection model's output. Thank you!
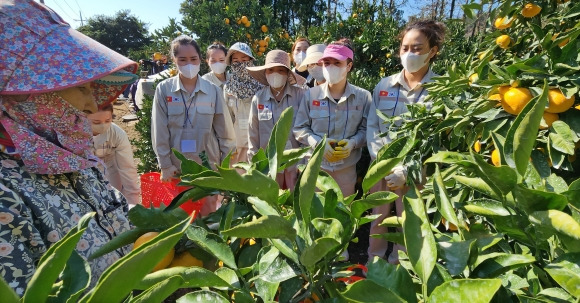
[496, 35, 511, 49]
[473, 140, 482, 153]
[258, 40, 267, 47]
[261, 25, 268, 33]
[488, 94, 502, 102]
[257, 51, 263, 56]
[352, 13, 358, 18]
[169, 251, 204, 268]
[236, 18, 242, 25]
[546, 88, 575, 113]
[258, 46, 266, 53]
[385, 53, 392, 58]
[245, 21, 251, 27]
[469, 73, 478, 85]
[284, 32, 290, 39]
[540, 112, 559, 130]
[339, 22, 344, 28]
[494, 17, 514, 29]
[133, 232, 175, 272]
[224, 18, 230, 25]
[265, 36, 271, 43]
[367, 19, 372, 24]
[241, 16, 248, 24]
[522, 3, 541, 18]
[491, 149, 501, 167]
[246, 33, 251, 39]
[501, 87, 533, 115]
[552, 33, 570, 48]
[498, 85, 511, 95]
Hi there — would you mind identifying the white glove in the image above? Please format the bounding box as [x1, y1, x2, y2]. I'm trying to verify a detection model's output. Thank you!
[324, 139, 341, 162]
[332, 139, 355, 160]
[385, 165, 407, 190]
[160, 165, 179, 182]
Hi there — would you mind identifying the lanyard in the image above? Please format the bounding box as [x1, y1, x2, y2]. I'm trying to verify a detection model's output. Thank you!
[392, 85, 426, 116]
[271, 95, 289, 125]
[179, 90, 195, 128]
[327, 96, 349, 140]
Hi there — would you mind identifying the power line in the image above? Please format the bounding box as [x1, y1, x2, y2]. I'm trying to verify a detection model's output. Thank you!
[49, 0, 76, 21]
[61, 0, 77, 16]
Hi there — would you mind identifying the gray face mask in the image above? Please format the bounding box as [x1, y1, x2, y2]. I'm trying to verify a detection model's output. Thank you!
[91, 122, 111, 135]
[308, 65, 325, 82]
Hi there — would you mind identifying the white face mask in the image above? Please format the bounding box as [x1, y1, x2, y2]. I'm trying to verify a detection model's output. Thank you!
[177, 63, 200, 79]
[266, 73, 288, 89]
[294, 52, 306, 66]
[210, 62, 227, 74]
[91, 122, 111, 135]
[308, 65, 325, 82]
[400, 50, 432, 73]
[322, 65, 348, 85]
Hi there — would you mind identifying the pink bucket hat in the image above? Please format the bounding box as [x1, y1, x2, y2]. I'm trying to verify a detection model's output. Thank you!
[318, 44, 354, 62]
[0, 0, 138, 107]
[246, 50, 306, 86]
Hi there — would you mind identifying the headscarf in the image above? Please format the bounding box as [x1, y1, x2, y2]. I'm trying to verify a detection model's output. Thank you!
[225, 61, 264, 99]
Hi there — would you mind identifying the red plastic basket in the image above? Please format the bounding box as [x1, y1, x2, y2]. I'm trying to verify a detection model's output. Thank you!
[140, 172, 205, 218]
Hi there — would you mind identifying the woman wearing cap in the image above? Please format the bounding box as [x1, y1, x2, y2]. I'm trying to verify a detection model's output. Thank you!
[291, 38, 311, 80]
[367, 20, 445, 264]
[0, 0, 137, 294]
[294, 39, 371, 198]
[247, 50, 306, 189]
[223, 42, 264, 165]
[151, 35, 235, 215]
[202, 42, 229, 90]
[296, 44, 327, 88]
[87, 104, 141, 207]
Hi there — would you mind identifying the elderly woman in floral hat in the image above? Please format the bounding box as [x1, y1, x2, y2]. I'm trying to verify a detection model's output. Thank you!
[246, 50, 306, 189]
[0, 0, 138, 295]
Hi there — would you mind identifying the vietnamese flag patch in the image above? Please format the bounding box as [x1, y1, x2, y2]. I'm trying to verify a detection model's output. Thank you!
[379, 91, 388, 97]
[258, 104, 264, 109]
[312, 100, 320, 106]
[166, 96, 173, 102]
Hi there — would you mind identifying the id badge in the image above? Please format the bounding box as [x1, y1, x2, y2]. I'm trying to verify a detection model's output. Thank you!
[238, 118, 249, 130]
[181, 140, 197, 153]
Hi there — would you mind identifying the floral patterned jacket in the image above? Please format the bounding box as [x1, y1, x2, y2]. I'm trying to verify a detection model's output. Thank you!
[0, 152, 132, 296]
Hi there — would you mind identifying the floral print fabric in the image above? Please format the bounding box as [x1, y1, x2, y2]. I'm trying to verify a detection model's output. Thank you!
[224, 61, 264, 100]
[0, 152, 131, 296]
[0, 93, 98, 175]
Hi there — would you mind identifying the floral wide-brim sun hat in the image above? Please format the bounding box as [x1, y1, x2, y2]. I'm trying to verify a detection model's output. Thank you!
[0, 0, 139, 107]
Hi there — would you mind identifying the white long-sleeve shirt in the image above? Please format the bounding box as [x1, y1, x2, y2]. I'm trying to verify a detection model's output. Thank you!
[92, 123, 141, 206]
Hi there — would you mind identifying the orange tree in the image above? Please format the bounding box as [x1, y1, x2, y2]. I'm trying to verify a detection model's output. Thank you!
[367, 0, 580, 301]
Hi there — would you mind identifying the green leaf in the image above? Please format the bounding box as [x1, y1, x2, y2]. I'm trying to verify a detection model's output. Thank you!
[563, 178, 580, 202]
[472, 254, 535, 278]
[222, 215, 296, 240]
[166, 187, 212, 212]
[453, 175, 502, 200]
[80, 216, 191, 303]
[295, 137, 325, 231]
[513, 185, 569, 213]
[429, 279, 502, 302]
[504, 81, 549, 177]
[185, 226, 237, 269]
[424, 151, 473, 166]
[366, 257, 417, 303]
[135, 266, 231, 290]
[299, 238, 340, 270]
[437, 239, 478, 276]
[403, 185, 437, 283]
[351, 191, 398, 219]
[433, 166, 460, 229]
[266, 107, 294, 179]
[544, 253, 580, 298]
[529, 210, 580, 240]
[0, 276, 19, 303]
[128, 204, 188, 230]
[546, 174, 568, 194]
[549, 121, 578, 155]
[131, 275, 184, 303]
[176, 290, 229, 303]
[464, 199, 511, 217]
[254, 278, 278, 302]
[362, 158, 404, 194]
[173, 149, 210, 175]
[89, 227, 147, 260]
[311, 218, 343, 241]
[340, 280, 406, 303]
[247, 196, 279, 216]
[191, 166, 279, 204]
[23, 213, 94, 303]
[255, 254, 299, 283]
[269, 239, 299, 264]
[471, 152, 517, 195]
[380, 216, 403, 227]
[51, 250, 90, 303]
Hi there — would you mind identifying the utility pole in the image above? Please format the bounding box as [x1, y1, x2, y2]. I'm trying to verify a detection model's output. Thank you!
[74, 10, 84, 26]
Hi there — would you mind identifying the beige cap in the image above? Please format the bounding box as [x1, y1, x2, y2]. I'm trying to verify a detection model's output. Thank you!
[296, 44, 326, 72]
[247, 50, 305, 86]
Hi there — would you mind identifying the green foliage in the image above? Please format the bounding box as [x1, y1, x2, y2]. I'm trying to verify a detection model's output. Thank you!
[77, 10, 151, 57]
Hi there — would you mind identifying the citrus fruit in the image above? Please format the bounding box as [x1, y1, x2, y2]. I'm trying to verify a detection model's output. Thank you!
[488, 94, 502, 102]
[261, 25, 268, 33]
[501, 87, 533, 115]
[246, 33, 251, 39]
[258, 40, 267, 47]
[552, 33, 570, 48]
[241, 16, 248, 24]
[258, 46, 266, 53]
[546, 88, 575, 113]
[169, 251, 204, 268]
[522, 3, 541, 18]
[498, 85, 511, 95]
[491, 149, 501, 167]
[469, 73, 478, 85]
[339, 22, 344, 28]
[224, 18, 230, 25]
[257, 51, 263, 56]
[265, 36, 271, 43]
[496, 35, 511, 49]
[133, 232, 175, 272]
[236, 18, 242, 25]
[352, 13, 358, 18]
[540, 112, 559, 130]
[473, 140, 482, 153]
[245, 21, 251, 27]
[367, 19, 372, 24]
[494, 16, 513, 29]
[385, 53, 392, 58]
